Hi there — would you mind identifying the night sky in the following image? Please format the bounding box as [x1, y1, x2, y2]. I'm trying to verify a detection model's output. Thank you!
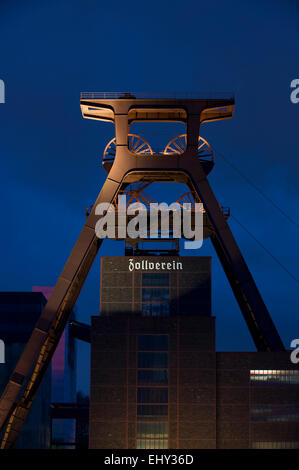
[0, 0, 298, 395]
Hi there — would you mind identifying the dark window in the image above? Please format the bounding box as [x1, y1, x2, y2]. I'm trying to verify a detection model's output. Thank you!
[142, 303, 170, 317]
[137, 388, 168, 404]
[138, 352, 168, 368]
[142, 288, 169, 302]
[137, 405, 168, 419]
[138, 370, 168, 385]
[137, 335, 168, 351]
[142, 273, 170, 287]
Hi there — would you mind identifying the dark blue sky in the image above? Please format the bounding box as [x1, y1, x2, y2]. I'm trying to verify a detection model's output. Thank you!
[0, 0, 298, 394]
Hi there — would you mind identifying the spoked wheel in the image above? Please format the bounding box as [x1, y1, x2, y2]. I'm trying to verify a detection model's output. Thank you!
[175, 191, 205, 212]
[112, 182, 155, 210]
[164, 134, 213, 162]
[103, 134, 153, 160]
[176, 191, 229, 219]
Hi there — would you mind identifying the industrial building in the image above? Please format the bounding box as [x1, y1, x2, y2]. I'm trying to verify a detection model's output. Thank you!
[89, 256, 299, 449]
[0, 292, 51, 448]
[0, 290, 79, 448]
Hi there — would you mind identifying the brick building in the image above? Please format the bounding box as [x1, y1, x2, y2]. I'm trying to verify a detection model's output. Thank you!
[89, 256, 299, 449]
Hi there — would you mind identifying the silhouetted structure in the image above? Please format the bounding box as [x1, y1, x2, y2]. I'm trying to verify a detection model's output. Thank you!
[33, 286, 77, 448]
[0, 293, 51, 448]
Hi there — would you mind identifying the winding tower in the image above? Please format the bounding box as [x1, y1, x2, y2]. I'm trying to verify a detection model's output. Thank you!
[0, 93, 284, 449]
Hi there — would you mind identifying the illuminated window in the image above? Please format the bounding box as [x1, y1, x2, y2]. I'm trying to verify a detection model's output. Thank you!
[250, 370, 299, 385]
[252, 442, 299, 449]
[251, 404, 299, 422]
[136, 439, 168, 449]
[137, 422, 168, 438]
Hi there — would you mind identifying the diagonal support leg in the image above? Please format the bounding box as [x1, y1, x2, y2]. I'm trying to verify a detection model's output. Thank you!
[0, 176, 122, 448]
[189, 162, 284, 352]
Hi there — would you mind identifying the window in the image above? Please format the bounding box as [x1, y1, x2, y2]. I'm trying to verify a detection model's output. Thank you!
[142, 304, 170, 317]
[137, 422, 168, 438]
[252, 442, 299, 449]
[250, 370, 299, 385]
[136, 334, 169, 449]
[143, 273, 170, 287]
[137, 405, 168, 420]
[137, 388, 168, 404]
[138, 352, 168, 368]
[138, 370, 168, 385]
[136, 439, 168, 449]
[138, 335, 168, 351]
[142, 288, 169, 302]
[142, 274, 170, 317]
[251, 405, 299, 422]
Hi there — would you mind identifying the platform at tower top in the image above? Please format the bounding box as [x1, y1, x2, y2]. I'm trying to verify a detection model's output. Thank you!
[80, 92, 235, 124]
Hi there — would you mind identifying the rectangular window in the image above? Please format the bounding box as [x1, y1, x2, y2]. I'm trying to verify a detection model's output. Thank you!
[137, 405, 168, 420]
[142, 273, 170, 317]
[251, 404, 299, 422]
[138, 335, 168, 351]
[142, 273, 170, 287]
[250, 370, 299, 385]
[138, 352, 168, 368]
[142, 303, 170, 317]
[136, 439, 168, 449]
[137, 388, 168, 404]
[142, 287, 170, 302]
[252, 442, 299, 449]
[136, 334, 169, 449]
[137, 422, 168, 438]
[137, 422, 169, 448]
[138, 370, 168, 385]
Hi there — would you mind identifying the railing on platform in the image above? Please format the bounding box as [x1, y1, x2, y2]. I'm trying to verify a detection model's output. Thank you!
[80, 91, 234, 100]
